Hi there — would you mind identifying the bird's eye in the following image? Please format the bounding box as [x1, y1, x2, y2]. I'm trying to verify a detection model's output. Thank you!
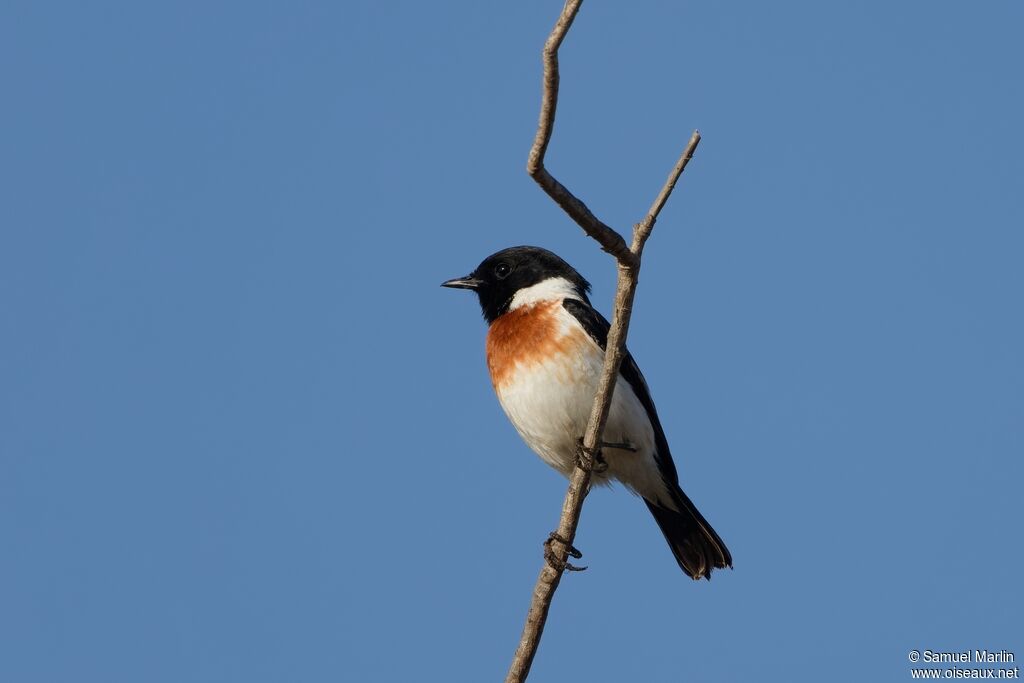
[494, 263, 512, 279]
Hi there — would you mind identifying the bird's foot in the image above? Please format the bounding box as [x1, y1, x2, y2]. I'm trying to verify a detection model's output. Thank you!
[574, 438, 609, 474]
[544, 532, 586, 572]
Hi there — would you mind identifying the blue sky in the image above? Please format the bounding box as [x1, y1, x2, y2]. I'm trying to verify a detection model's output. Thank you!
[2, 1, 1021, 681]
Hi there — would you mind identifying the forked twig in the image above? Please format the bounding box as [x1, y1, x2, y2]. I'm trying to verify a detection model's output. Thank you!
[525, 0, 633, 264]
[506, 2, 702, 682]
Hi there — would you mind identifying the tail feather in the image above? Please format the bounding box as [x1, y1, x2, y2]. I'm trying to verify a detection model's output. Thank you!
[645, 486, 732, 580]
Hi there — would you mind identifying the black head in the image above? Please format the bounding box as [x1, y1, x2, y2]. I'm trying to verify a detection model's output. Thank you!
[441, 246, 591, 323]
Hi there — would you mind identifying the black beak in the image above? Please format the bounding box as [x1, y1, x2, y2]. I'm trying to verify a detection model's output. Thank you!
[441, 275, 483, 290]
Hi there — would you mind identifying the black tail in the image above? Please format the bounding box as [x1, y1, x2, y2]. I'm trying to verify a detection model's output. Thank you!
[645, 485, 732, 580]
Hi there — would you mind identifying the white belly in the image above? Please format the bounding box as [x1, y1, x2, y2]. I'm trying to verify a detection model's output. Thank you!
[494, 346, 674, 508]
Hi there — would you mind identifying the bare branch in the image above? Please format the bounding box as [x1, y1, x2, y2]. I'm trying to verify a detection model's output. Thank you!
[506, 5, 702, 683]
[525, 0, 634, 265]
[525, 0, 579, 174]
[533, 167, 633, 262]
[632, 130, 702, 254]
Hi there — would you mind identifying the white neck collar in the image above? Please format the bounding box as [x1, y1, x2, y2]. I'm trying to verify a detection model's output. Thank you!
[509, 277, 583, 311]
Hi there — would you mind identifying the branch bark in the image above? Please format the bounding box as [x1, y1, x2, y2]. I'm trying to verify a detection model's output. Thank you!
[506, 3, 702, 682]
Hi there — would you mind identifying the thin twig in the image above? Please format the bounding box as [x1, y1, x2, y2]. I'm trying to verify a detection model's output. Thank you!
[633, 130, 702, 254]
[525, 0, 633, 265]
[505, 3, 701, 682]
[532, 167, 633, 262]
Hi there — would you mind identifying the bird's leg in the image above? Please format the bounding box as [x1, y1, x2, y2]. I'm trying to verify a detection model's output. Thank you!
[543, 532, 586, 572]
[600, 440, 637, 452]
[574, 437, 609, 474]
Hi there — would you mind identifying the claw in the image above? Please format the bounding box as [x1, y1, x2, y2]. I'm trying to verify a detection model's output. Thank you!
[600, 440, 636, 453]
[544, 532, 587, 572]
[574, 438, 609, 474]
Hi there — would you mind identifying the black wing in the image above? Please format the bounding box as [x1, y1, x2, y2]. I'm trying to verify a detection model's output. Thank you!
[562, 297, 733, 578]
[561, 298, 679, 484]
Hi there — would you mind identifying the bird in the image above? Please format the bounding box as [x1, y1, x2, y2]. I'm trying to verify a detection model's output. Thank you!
[442, 245, 732, 580]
